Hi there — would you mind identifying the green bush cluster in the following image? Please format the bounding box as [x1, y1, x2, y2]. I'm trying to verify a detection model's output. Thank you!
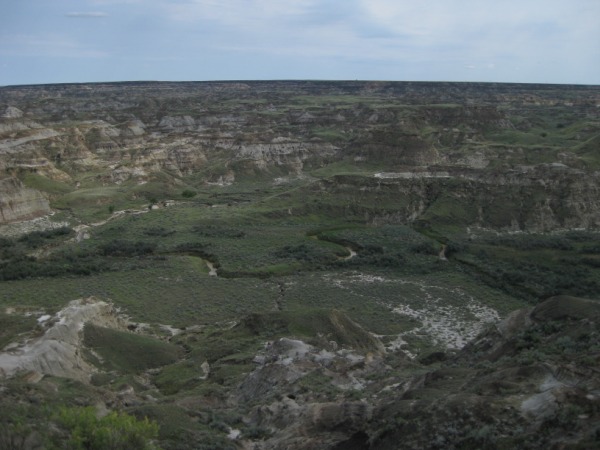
[409, 241, 438, 255]
[0, 248, 111, 281]
[273, 243, 332, 263]
[99, 240, 157, 257]
[56, 406, 159, 450]
[192, 224, 245, 238]
[0, 232, 167, 281]
[84, 324, 183, 373]
[181, 189, 197, 198]
[17, 227, 73, 247]
[480, 233, 575, 251]
[143, 227, 175, 237]
[341, 247, 406, 269]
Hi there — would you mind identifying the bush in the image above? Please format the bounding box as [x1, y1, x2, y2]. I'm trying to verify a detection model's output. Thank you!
[143, 227, 175, 237]
[181, 189, 197, 198]
[17, 227, 73, 248]
[99, 240, 156, 257]
[56, 406, 159, 450]
[409, 241, 438, 255]
[84, 324, 183, 372]
[273, 244, 331, 263]
[192, 225, 245, 238]
[482, 234, 574, 251]
[243, 426, 271, 440]
[0, 247, 111, 281]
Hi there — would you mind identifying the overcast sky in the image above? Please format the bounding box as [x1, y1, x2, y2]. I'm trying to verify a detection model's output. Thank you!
[1, 0, 598, 86]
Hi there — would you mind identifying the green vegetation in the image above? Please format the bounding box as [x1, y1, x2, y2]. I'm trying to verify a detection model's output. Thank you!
[83, 324, 183, 373]
[0, 381, 159, 449]
[181, 189, 197, 198]
[0, 312, 37, 348]
[453, 231, 600, 300]
[56, 406, 159, 450]
[21, 172, 73, 195]
[1, 81, 599, 449]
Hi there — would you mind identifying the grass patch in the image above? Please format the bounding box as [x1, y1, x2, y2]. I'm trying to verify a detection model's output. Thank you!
[83, 323, 183, 373]
[0, 313, 37, 348]
[20, 173, 73, 195]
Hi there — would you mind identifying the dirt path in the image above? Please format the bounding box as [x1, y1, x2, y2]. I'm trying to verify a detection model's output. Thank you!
[206, 260, 218, 276]
[73, 208, 151, 242]
[438, 244, 447, 261]
[343, 247, 357, 260]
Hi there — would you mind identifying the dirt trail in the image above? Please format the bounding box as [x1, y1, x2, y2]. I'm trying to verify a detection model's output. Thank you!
[73, 208, 151, 242]
[206, 260, 218, 276]
[274, 282, 285, 311]
[342, 247, 357, 260]
[438, 244, 447, 261]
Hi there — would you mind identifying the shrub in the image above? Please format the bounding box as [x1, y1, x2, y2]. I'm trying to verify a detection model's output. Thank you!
[181, 189, 197, 198]
[56, 406, 159, 450]
[99, 240, 156, 257]
[143, 227, 175, 237]
[17, 227, 73, 248]
[409, 241, 438, 255]
[84, 324, 182, 372]
[243, 426, 271, 440]
[191, 225, 245, 238]
[273, 244, 330, 263]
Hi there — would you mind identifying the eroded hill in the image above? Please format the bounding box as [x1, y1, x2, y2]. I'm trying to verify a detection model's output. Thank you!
[0, 81, 599, 449]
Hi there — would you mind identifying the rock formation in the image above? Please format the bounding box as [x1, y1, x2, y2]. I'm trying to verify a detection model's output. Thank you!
[1, 80, 598, 229]
[0, 177, 51, 223]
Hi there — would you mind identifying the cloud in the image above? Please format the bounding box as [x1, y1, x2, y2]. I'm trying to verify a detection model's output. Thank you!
[4, 0, 593, 84]
[65, 12, 109, 18]
[352, 0, 600, 78]
[0, 34, 109, 58]
[357, 0, 600, 51]
[162, 0, 321, 26]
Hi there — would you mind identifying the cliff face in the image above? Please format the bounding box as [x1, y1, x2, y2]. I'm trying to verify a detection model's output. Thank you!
[0, 177, 50, 223]
[315, 165, 600, 232]
[0, 81, 598, 228]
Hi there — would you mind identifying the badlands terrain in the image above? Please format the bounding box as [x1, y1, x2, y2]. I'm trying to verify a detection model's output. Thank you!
[0, 81, 599, 448]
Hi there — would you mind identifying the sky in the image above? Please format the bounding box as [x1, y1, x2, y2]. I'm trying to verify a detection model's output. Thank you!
[0, 0, 598, 86]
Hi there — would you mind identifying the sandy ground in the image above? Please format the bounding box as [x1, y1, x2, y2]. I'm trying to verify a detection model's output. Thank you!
[325, 273, 500, 354]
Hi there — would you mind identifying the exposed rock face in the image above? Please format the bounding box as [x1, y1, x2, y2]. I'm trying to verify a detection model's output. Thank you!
[0, 81, 598, 231]
[0, 298, 127, 382]
[0, 177, 51, 223]
[158, 115, 196, 131]
[1, 106, 23, 119]
[371, 296, 600, 449]
[238, 335, 380, 449]
[234, 141, 339, 173]
[316, 166, 600, 231]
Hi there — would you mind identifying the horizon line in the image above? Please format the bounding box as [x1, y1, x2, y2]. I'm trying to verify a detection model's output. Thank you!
[2, 79, 599, 89]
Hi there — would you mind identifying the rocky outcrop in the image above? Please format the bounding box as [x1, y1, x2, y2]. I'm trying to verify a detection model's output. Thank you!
[158, 115, 196, 131]
[1, 106, 24, 119]
[0, 298, 127, 382]
[225, 296, 599, 449]
[0, 81, 598, 232]
[234, 140, 339, 173]
[314, 166, 600, 232]
[237, 335, 381, 449]
[365, 295, 600, 450]
[0, 177, 51, 224]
